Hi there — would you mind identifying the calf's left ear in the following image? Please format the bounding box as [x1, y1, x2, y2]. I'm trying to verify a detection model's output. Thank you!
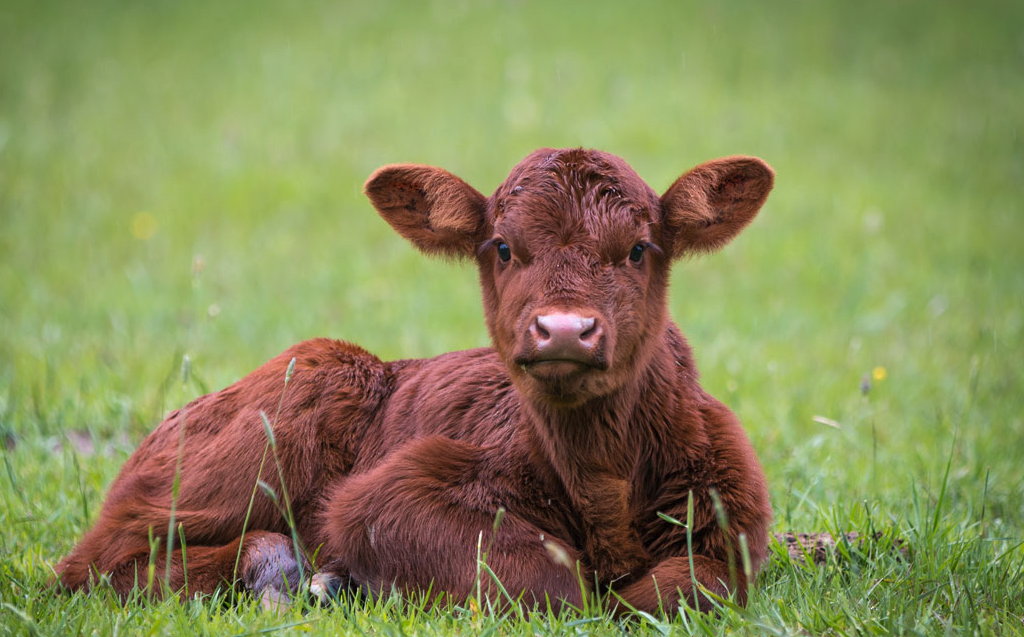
[365, 164, 487, 258]
[661, 156, 774, 257]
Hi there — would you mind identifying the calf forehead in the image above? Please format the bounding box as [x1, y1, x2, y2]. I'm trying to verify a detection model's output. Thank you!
[491, 149, 661, 246]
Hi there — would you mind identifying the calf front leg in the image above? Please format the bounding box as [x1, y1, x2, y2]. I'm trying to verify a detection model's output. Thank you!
[614, 555, 745, 615]
[318, 436, 585, 612]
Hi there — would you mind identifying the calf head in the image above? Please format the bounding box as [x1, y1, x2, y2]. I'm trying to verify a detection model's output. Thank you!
[366, 149, 773, 408]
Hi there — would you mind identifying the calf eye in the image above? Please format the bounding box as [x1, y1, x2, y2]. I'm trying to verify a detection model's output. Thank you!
[497, 242, 512, 263]
[628, 243, 645, 263]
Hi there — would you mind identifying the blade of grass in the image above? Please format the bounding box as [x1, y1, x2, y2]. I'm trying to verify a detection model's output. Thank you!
[233, 357, 297, 585]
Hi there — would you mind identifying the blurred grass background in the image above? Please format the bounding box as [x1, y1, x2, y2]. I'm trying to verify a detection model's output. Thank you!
[1, 0, 1022, 633]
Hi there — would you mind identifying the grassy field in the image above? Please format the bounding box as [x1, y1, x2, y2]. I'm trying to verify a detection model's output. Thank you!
[1, 0, 1022, 634]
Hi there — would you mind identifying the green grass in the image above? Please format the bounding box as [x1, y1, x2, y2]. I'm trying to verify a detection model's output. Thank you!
[1, 0, 1022, 634]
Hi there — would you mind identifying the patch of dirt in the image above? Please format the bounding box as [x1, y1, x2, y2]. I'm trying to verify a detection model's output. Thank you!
[773, 531, 908, 564]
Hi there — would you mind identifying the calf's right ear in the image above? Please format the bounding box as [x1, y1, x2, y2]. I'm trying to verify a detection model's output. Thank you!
[364, 164, 488, 259]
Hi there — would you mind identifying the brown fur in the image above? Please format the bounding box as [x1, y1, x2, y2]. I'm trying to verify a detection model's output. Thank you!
[55, 148, 775, 615]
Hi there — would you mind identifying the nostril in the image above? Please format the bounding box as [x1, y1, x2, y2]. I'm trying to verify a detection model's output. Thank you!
[580, 325, 602, 347]
[533, 317, 551, 341]
[578, 317, 597, 341]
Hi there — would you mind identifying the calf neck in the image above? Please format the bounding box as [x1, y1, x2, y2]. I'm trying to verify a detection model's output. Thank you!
[56, 148, 774, 615]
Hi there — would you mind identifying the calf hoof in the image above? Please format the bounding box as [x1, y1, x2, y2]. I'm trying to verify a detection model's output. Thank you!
[305, 569, 387, 606]
[239, 532, 308, 611]
[307, 571, 349, 604]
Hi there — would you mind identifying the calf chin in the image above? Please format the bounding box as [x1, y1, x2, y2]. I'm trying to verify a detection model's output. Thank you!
[516, 366, 598, 408]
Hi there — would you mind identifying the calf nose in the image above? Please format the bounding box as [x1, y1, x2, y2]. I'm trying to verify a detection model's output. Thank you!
[530, 312, 604, 361]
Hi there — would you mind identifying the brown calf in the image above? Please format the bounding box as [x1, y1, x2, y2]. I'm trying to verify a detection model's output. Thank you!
[55, 148, 774, 615]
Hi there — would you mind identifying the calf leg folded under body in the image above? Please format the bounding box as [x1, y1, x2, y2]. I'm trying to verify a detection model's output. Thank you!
[56, 527, 306, 607]
[319, 436, 586, 612]
[612, 555, 746, 615]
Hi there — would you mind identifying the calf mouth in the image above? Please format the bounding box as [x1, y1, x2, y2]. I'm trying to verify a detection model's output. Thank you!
[515, 356, 609, 381]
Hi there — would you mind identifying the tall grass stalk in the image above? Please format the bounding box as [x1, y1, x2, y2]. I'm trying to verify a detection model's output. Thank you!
[145, 527, 158, 603]
[708, 488, 737, 593]
[163, 355, 190, 593]
[176, 523, 188, 599]
[685, 491, 699, 610]
[232, 357, 300, 587]
[260, 407, 307, 586]
[68, 445, 89, 529]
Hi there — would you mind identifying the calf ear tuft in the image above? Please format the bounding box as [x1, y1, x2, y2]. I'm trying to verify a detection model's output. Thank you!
[661, 156, 774, 257]
[365, 165, 487, 258]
